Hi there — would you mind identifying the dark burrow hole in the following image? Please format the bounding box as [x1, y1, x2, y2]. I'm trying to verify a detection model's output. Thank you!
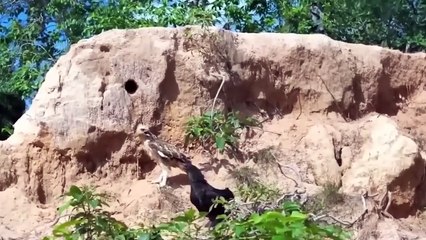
[335, 148, 343, 167]
[124, 79, 138, 94]
[100, 45, 110, 52]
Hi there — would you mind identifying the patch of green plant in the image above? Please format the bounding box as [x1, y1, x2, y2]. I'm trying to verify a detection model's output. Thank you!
[184, 110, 261, 153]
[45, 185, 351, 240]
[211, 199, 351, 240]
[42, 185, 159, 240]
[0, 122, 14, 137]
[141, 197, 352, 240]
[0, 89, 25, 140]
[155, 208, 204, 239]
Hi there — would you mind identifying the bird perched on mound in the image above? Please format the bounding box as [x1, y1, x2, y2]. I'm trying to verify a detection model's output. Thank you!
[135, 123, 192, 187]
[183, 162, 235, 228]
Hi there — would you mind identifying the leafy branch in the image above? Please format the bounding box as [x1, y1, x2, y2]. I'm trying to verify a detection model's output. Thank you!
[184, 110, 261, 153]
[43, 185, 352, 240]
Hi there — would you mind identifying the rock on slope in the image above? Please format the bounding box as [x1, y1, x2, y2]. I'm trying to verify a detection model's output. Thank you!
[1, 25, 426, 239]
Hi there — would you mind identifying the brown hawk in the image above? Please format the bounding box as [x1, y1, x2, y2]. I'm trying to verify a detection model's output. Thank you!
[135, 123, 192, 187]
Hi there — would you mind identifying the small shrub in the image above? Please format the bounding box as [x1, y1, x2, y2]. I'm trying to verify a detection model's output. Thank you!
[42, 185, 158, 240]
[184, 110, 260, 153]
[45, 185, 352, 240]
[212, 199, 351, 240]
[155, 208, 203, 239]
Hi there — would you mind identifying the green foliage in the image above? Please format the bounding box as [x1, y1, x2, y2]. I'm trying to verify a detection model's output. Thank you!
[45, 185, 351, 240]
[320, 0, 426, 50]
[213, 201, 351, 240]
[184, 110, 260, 153]
[279, 1, 312, 33]
[0, 89, 25, 140]
[0, 122, 14, 138]
[43, 185, 158, 240]
[154, 208, 203, 239]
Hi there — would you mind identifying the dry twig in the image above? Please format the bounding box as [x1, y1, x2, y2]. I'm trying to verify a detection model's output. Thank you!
[376, 190, 394, 219]
[210, 73, 227, 119]
[269, 152, 303, 189]
[309, 190, 372, 227]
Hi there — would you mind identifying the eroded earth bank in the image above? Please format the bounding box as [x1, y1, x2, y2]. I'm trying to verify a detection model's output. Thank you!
[1, 26, 426, 239]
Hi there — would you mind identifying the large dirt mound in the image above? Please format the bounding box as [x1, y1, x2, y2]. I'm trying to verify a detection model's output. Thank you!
[1, 26, 426, 239]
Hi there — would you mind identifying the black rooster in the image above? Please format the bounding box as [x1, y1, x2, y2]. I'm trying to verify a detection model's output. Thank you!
[183, 162, 235, 227]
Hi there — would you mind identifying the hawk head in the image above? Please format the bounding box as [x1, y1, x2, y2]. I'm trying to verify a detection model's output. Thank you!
[135, 123, 155, 139]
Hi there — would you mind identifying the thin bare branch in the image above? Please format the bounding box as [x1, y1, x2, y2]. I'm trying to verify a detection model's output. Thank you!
[210, 72, 227, 118]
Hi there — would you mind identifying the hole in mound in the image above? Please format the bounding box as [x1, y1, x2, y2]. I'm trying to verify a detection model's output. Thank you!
[334, 147, 342, 167]
[87, 125, 96, 133]
[124, 79, 138, 94]
[100, 45, 110, 52]
[36, 178, 47, 204]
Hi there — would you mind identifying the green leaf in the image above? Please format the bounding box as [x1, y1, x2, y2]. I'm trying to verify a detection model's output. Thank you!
[95, 216, 109, 229]
[137, 233, 153, 240]
[234, 225, 246, 236]
[52, 219, 83, 236]
[215, 135, 226, 150]
[89, 199, 100, 209]
[58, 201, 72, 214]
[173, 222, 187, 232]
[283, 202, 302, 214]
[115, 235, 126, 240]
[67, 185, 82, 199]
[272, 235, 285, 240]
[289, 211, 308, 220]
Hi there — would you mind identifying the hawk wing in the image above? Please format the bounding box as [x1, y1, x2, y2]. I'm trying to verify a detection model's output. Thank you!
[148, 138, 191, 168]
